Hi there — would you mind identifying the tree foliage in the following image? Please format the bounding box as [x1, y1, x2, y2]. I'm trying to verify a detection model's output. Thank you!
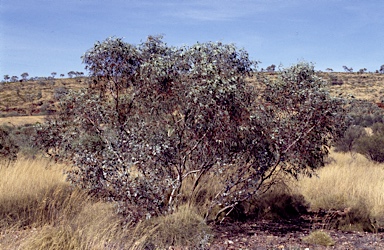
[37, 36, 346, 223]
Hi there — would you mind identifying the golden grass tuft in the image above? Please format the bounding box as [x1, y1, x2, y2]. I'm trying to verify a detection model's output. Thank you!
[302, 230, 335, 246]
[0, 157, 130, 249]
[128, 205, 212, 249]
[20, 202, 127, 250]
[296, 151, 384, 231]
[0, 157, 72, 228]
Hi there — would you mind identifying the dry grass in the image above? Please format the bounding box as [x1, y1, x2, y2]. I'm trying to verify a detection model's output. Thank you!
[20, 202, 127, 250]
[0, 157, 69, 227]
[296, 151, 384, 231]
[0, 157, 213, 249]
[0, 157, 130, 249]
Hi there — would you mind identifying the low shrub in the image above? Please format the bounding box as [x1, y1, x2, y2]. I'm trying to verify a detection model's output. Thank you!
[337, 203, 377, 232]
[53, 87, 68, 100]
[353, 123, 384, 163]
[333, 125, 366, 152]
[0, 125, 19, 164]
[9, 124, 41, 158]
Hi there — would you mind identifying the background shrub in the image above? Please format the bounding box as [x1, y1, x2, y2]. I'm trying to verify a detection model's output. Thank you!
[53, 86, 69, 100]
[355, 133, 384, 163]
[0, 125, 19, 164]
[334, 125, 366, 152]
[345, 99, 384, 127]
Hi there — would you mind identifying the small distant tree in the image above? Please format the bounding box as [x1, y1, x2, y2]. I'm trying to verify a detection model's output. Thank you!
[21, 72, 29, 81]
[60, 74, 65, 78]
[3, 75, 10, 82]
[343, 65, 353, 73]
[68, 71, 76, 78]
[11, 76, 19, 82]
[51, 72, 57, 78]
[358, 68, 367, 74]
[380, 65, 384, 74]
[266, 64, 276, 72]
[76, 71, 84, 77]
[326, 68, 333, 72]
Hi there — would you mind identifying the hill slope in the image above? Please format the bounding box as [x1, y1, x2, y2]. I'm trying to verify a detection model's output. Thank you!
[1, 72, 384, 125]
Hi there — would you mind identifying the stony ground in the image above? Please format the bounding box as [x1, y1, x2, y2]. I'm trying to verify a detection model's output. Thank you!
[208, 214, 384, 250]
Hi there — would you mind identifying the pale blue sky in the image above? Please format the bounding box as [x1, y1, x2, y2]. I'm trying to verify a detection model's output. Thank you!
[1, 0, 383, 78]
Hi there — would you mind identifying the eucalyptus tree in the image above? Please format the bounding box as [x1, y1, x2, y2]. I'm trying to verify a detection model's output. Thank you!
[37, 36, 346, 223]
